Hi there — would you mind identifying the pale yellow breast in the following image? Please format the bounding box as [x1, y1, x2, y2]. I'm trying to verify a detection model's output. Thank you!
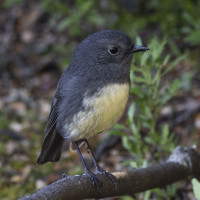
[66, 83, 129, 141]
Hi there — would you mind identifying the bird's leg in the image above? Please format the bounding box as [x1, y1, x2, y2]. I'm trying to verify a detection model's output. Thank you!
[73, 141, 102, 191]
[84, 139, 117, 189]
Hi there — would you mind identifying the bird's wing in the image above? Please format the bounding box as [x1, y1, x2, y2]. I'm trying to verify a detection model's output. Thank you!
[43, 74, 81, 139]
[43, 97, 60, 140]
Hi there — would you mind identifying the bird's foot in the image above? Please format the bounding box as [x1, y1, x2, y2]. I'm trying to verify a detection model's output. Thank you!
[62, 173, 67, 178]
[95, 166, 117, 190]
[85, 169, 102, 191]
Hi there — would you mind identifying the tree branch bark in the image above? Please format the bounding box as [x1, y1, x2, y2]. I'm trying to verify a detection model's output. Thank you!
[19, 146, 200, 200]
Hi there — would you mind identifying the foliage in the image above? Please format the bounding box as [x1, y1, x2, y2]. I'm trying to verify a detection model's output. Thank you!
[1, 0, 200, 199]
[112, 37, 187, 162]
[192, 178, 200, 200]
[111, 37, 194, 199]
[4, 0, 200, 46]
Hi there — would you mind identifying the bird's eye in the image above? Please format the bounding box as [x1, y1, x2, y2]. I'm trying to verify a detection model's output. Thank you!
[108, 47, 119, 55]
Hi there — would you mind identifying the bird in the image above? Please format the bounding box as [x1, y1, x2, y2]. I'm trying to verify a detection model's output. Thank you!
[37, 30, 149, 190]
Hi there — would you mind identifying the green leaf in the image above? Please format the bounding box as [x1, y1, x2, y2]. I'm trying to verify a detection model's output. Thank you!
[122, 136, 132, 152]
[192, 178, 200, 200]
[144, 136, 153, 145]
[169, 79, 180, 94]
[162, 54, 170, 66]
[135, 36, 143, 46]
[129, 161, 138, 168]
[152, 70, 161, 85]
[144, 191, 151, 200]
[161, 124, 169, 144]
[150, 38, 167, 61]
[185, 30, 200, 46]
[122, 196, 134, 200]
[141, 51, 150, 66]
[179, 70, 196, 91]
[135, 76, 147, 83]
[128, 103, 135, 124]
[162, 54, 187, 75]
[130, 86, 144, 98]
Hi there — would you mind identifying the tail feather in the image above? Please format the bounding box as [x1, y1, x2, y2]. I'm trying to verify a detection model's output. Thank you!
[37, 128, 64, 164]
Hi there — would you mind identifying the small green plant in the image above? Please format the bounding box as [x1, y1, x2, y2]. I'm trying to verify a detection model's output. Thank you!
[126, 37, 186, 161]
[111, 37, 194, 199]
[112, 37, 187, 164]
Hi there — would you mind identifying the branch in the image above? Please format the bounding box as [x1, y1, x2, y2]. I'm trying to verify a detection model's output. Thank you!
[19, 146, 200, 200]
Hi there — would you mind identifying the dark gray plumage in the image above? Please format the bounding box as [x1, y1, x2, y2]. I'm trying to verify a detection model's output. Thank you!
[36, 30, 149, 189]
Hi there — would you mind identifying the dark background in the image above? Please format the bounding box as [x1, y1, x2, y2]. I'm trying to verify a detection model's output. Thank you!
[0, 0, 200, 199]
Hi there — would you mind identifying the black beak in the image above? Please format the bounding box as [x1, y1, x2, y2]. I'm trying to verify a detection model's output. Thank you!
[130, 45, 150, 54]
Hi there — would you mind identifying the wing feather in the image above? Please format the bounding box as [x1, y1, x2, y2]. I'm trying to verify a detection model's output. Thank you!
[43, 97, 59, 139]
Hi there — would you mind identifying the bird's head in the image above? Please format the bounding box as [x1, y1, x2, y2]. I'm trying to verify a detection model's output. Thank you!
[72, 30, 149, 67]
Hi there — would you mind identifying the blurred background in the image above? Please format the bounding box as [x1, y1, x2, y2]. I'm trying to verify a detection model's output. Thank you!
[0, 0, 200, 199]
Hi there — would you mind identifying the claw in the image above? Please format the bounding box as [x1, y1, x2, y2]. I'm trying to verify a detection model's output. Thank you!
[62, 173, 68, 178]
[95, 167, 117, 190]
[85, 169, 102, 191]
